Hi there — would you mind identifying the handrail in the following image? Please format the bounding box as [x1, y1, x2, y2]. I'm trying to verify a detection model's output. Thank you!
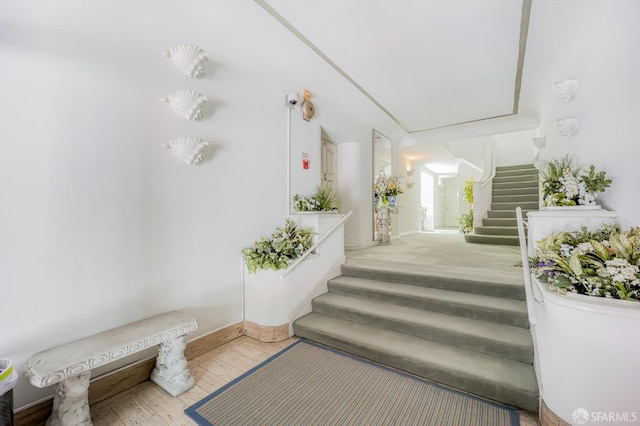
[516, 207, 541, 326]
[281, 210, 353, 278]
[480, 143, 496, 188]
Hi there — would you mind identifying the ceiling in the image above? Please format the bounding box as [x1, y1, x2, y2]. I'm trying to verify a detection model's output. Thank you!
[258, 0, 528, 135]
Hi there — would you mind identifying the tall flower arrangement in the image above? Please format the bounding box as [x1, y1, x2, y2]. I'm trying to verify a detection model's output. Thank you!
[532, 223, 640, 301]
[374, 171, 404, 203]
[540, 156, 612, 207]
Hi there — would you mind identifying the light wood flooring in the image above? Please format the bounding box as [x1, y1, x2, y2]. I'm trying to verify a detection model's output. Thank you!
[90, 336, 539, 425]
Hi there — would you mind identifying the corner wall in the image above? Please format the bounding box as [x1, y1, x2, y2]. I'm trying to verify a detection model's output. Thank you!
[521, 0, 640, 228]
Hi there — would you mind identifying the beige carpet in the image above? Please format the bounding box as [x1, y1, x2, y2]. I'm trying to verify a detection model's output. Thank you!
[185, 340, 519, 426]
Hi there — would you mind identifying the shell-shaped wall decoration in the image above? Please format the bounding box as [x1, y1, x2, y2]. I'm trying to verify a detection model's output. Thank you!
[552, 79, 578, 102]
[162, 44, 208, 78]
[161, 90, 208, 120]
[163, 137, 209, 165]
[553, 117, 580, 137]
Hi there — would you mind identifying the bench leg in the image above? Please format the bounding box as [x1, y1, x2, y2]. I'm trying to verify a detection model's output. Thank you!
[150, 334, 194, 397]
[46, 371, 92, 426]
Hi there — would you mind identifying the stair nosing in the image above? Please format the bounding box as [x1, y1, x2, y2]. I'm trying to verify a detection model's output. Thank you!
[294, 313, 538, 397]
[313, 292, 533, 353]
[329, 276, 528, 315]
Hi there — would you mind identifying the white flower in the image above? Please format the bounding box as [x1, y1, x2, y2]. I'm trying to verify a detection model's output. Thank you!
[560, 170, 580, 199]
[597, 258, 639, 283]
[560, 244, 574, 257]
[575, 242, 594, 254]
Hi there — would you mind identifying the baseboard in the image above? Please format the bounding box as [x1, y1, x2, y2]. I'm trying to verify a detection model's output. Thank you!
[14, 321, 244, 426]
[243, 321, 289, 343]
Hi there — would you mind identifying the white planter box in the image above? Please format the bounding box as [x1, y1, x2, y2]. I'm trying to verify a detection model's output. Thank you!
[244, 214, 345, 328]
[532, 275, 640, 423]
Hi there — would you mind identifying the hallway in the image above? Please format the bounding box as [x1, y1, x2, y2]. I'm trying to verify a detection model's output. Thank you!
[346, 231, 523, 287]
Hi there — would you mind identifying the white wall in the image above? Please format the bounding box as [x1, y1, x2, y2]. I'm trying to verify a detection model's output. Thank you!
[493, 129, 537, 167]
[398, 159, 421, 235]
[520, 0, 640, 228]
[0, 0, 404, 409]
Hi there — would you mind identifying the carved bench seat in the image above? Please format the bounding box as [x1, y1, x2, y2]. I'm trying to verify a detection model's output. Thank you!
[25, 311, 198, 426]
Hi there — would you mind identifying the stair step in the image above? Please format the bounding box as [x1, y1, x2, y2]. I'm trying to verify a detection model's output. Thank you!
[495, 169, 538, 178]
[483, 218, 517, 227]
[492, 186, 539, 196]
[328, 276, 529, 327]
[464, 234, 520, 246]
[492, 194, 539, 203]
[493, 180, 539, 189]
[340, 264, 525, 300]
[312, 292, 534, 364]
[495, 164, 536, 172]
[474, 226, 521, 236]
[493, 174, 539, 183]
[487, 209, 534, 219]
[491, 201, 539, 210]
[293, 314, 539, 412]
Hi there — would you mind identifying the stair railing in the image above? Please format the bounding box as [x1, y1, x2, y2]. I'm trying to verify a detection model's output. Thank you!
[472, 142, 495, 229]
[515, 207, 543, 325]
[282, 210, 353, 278]
[286, 211, 353, 333]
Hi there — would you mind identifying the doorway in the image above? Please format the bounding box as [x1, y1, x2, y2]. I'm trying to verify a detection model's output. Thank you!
[321, 138, 338, 197]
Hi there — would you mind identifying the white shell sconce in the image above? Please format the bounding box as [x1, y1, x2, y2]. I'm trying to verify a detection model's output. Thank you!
[552, 79, 578, 102]
[164, 137, 208, 165]
[161, 90, 207, 120]
[553, 117, 580, 137]
[162, 44, 208, 78]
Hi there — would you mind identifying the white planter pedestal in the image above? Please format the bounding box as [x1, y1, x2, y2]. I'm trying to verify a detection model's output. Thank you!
[532, 276, 640, 424]
[526, 208, 640, 424]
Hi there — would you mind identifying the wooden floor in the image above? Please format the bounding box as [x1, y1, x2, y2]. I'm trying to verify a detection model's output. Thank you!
[90, 336, 539, 425]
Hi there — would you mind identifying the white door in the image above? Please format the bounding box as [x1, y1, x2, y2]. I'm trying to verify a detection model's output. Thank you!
[321, 139, 338, 194]
[444, 187, 459, 227]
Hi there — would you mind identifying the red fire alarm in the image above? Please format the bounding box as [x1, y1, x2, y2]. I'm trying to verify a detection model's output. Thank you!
[302, 159, 309, 170]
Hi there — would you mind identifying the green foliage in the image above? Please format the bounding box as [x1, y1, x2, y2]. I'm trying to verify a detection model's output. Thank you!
[241, 218, 315, 273]
[532, 222, 640, 301]
[582, 164, 613, 194]
[540, 155, 612, 206]
[292, 184, 338, 212]
[457, 210, 473, 234]
[463, 178, 474, 205]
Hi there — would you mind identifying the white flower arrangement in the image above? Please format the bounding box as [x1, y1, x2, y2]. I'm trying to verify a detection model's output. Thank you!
[532, 222, 640, 301]
[540, 156, 612, 207]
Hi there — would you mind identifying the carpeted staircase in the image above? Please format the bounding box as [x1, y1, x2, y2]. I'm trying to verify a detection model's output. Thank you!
[464, 164, 539, 246]
[293, 264, 538, 412]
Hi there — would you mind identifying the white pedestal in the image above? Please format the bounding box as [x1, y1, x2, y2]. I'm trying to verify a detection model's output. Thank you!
[374, 207, 398, 244]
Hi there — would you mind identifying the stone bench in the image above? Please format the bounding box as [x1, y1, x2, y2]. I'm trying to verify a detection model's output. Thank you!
[24, 311, 198, 426]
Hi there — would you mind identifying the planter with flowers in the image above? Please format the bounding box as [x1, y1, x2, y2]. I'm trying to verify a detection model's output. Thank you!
[526, 222, 640, 423]
[292, 184, 338, 213]
[540, 156, 612, 209]
[374, 172, 404, 207]
[241, 214, 346, 336]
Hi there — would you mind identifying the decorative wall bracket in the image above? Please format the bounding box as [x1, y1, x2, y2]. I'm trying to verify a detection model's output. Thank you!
[162, 44, 208, 78]
[552, 79, 578, 102]
[164, 137, 209, 165]
[161, 90, 207, 120]
[552, 117, 580, 137]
